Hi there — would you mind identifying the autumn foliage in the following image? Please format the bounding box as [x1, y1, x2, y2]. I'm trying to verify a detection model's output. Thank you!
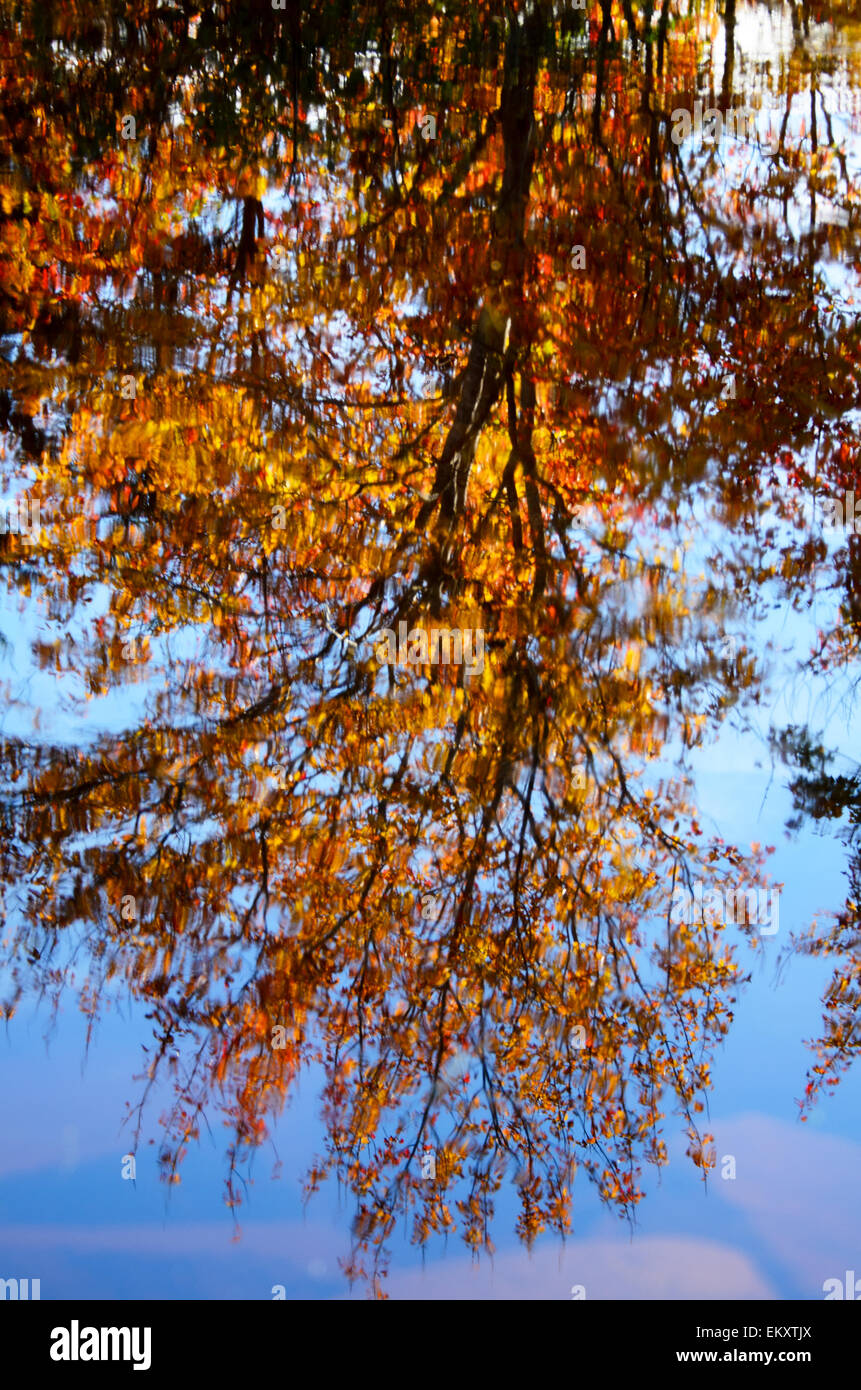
[1, 0, 860, 1292]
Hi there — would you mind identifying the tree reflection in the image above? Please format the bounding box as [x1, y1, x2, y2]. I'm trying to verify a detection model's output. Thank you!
[1, 0, 860, 1292]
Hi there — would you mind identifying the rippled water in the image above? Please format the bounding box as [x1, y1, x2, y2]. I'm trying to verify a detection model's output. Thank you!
[1, 0, 860, 1300]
